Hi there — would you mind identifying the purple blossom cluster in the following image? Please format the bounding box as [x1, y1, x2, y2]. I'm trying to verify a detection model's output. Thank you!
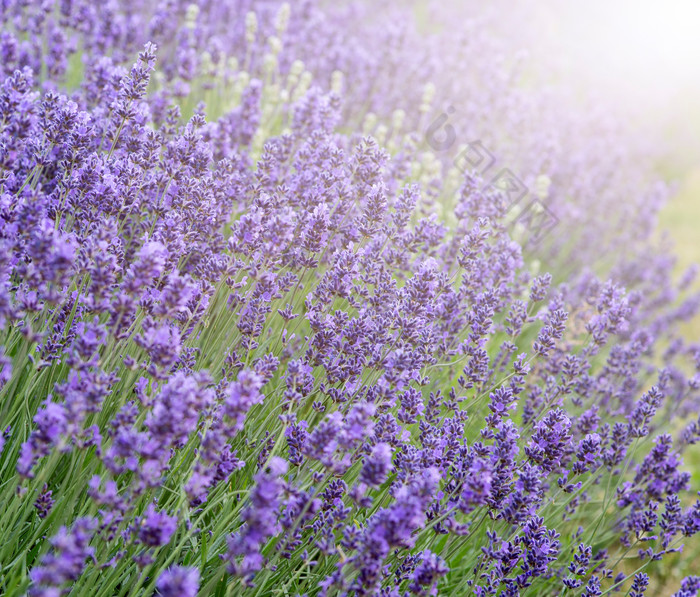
[0, 1, 699, 596]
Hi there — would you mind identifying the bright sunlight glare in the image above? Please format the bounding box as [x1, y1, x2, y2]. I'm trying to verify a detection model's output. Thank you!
[540, 0, 700, 109]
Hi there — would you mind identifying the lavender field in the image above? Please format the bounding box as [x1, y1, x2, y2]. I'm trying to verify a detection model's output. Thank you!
[1, 1, 700, 596]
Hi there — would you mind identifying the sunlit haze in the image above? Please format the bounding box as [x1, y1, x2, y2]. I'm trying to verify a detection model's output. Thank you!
[526, 0, 700, 170]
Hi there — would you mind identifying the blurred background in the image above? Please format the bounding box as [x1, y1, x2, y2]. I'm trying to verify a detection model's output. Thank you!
[417, 0, 700, 336]
[527, 0, 700, 295]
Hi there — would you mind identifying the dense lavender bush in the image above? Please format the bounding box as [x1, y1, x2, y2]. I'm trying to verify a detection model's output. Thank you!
[1, 1, 700, 596]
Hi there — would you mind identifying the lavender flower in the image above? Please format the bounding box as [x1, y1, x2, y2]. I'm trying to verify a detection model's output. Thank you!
[34, 484, 55, 519]
[137, 504, 177, 547]
[674, 577, 700, 597]
[156, 566, 200, 597]
[359, 442, 392, 488]
[227, 457, 287, 577]
[29, 518, 96, 596]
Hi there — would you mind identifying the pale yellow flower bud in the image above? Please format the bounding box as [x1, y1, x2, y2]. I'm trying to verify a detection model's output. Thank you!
[391, 109, 405, 132]
[200, 51, 213, 74]
[262, 53, 277, 76]
[266, 83, 281, 104]
[299, 70, 313, 89]
[267, 36, 282, 56]
[535, 174, 551, 199]
[421, 82, 436, 105]
[330, 70, 344, 94]
[237, 70, 250, 91]
[375, 124, 388, 146]
[185, 3, 200, 27]
[290, 60, 305, 77]
[245, 12, 258, 45]
[275, 3, 291, 34]
[291, 71, 313, 101]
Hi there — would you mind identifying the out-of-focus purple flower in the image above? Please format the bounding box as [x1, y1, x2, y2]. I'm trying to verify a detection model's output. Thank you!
[673, 576, 700, 597]
[17, 401, 67, 478]
[227, 456, 287, 577]
[225, 369, 265, 431]
[156, 565, 200, 597]
[359, 442, 392, 488]
[29, 518, 96, 596]
[137, 504, 177, 547]
[408, 550, 449, 596]
[124, 240, 168, 294]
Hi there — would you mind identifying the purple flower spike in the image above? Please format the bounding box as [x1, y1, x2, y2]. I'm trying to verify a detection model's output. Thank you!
[156, 565, 200, 597]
